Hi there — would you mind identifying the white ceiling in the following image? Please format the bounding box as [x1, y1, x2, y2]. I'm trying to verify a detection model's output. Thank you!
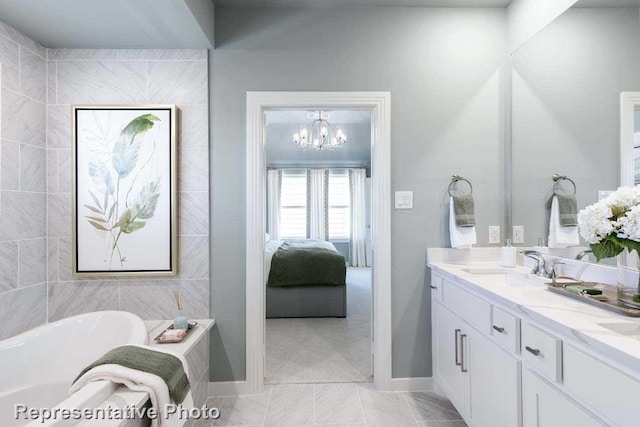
[0, 0, 634, 50]
[0, 0, 215, 48]
[215, 0, 513, 7]
[265, 109, 372, 125]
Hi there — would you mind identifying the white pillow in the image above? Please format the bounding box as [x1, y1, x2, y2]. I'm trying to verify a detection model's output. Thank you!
[265, 233, 271, 243]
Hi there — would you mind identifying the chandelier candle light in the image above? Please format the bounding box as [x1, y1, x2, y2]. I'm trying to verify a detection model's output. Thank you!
[577, 186, 640, 309]
[292, 111, 347, 150]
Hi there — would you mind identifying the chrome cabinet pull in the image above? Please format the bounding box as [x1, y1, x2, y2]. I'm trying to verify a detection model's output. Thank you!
[525, 346, 541, 356]
[493, 325, 505, 333]
[460, 333, 468, 373]
[454, 329, 461, 366]
[430, 285, 437, 289]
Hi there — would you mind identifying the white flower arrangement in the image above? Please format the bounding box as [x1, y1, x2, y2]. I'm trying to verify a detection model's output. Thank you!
[577, 185, 640, 260]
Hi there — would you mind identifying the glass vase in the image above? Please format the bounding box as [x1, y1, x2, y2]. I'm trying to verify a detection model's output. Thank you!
[617, 248, 640, 309]
[173, 310, 189, 330]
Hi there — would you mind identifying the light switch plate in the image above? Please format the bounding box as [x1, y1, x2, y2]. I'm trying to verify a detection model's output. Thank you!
[513, 226, 524, 244]
[489, 226, 501, 244]
[395, 191, 413, 209]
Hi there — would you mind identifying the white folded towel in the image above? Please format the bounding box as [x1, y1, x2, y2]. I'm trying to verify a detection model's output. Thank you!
[548, 195, 580, 248]
[69, 344, 194, 427]
[449, 196, 477, 249]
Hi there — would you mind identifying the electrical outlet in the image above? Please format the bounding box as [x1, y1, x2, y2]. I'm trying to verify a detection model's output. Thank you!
[489, 226, 501, 244]
[513, 226, 524, 244]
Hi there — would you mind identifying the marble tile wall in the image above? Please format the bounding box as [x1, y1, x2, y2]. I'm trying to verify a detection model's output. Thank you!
[0, 21, 210, 341]
[0, 21, 48, 340]
[46, 48, 210, 322]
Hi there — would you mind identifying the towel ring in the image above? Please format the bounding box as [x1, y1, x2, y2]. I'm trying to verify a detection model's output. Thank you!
[448, 174, 473, 196]
[552, 174, 576, 195]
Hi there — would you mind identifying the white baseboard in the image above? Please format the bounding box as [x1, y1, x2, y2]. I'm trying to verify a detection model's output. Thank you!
[390, 377, 434, 392]
[209, 378, 433, 395]
[208, 381, 255, 397]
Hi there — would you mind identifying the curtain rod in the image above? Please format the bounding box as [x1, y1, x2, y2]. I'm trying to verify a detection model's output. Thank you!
[267, 166, 369, 170]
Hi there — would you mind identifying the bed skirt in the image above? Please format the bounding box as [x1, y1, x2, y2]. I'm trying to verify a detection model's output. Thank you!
[266, 285, 346, 318]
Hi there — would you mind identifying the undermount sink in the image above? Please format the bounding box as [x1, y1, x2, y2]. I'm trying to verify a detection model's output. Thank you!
[461, 267, 510, 274]
[597, 322, 640, 340]
[502, 273, 548, 288]
[461, 268, 547, 288]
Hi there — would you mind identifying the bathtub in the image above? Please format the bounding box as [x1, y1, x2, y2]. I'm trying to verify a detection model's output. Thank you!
[0, 311, 149, 427]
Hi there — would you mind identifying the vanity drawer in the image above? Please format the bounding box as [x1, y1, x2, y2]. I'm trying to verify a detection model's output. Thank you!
[491, 306, 520, 354]
[430, 275, 443, 303]
[521, 323, 562, 382]
[564, 344, 640, 427]
[442, 280, 491, 334]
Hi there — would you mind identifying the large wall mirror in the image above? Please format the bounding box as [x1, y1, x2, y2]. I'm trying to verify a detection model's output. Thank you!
[510, 0, 640, 251]
[620, 92, 640, 186]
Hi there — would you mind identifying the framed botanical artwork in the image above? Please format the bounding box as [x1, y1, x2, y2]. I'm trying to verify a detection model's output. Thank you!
[72, 105, 178, 276]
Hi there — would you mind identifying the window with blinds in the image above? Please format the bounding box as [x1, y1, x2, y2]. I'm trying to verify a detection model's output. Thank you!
[329, 170, 351, 239]
[280, 170, 308, 239]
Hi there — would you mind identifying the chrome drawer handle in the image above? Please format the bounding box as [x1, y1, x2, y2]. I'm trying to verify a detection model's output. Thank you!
[460, 333, 468, 373]
[455, 329, 461, 366]
[430, 285, 437, 289]
[525, 346, 541, 356]
[493, 325, 505, 333]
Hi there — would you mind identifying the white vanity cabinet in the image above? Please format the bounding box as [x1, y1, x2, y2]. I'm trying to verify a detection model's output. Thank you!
[522, 369, 604, 427]
[434, 302, 469, 417]
[431, 273, 614, 427]
[433, 285, 520, 427]
[468, 325, 521, 427]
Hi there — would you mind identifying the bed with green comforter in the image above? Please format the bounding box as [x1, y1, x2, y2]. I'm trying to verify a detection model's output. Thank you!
[266, 239, 347, 318]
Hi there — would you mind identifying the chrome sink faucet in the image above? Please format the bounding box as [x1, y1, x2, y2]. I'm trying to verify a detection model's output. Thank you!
[521, 250, 550, 277]
[575, 250, 593, 261]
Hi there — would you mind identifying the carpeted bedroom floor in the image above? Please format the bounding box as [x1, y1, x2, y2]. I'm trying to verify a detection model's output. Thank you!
[265, 267, 372, 384]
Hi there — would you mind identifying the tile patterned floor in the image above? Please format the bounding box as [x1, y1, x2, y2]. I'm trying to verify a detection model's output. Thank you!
[199, 383, 467, 427]
[266, 268, 373, 384]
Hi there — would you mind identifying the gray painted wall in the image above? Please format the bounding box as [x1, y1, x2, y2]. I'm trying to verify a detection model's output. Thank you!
[511, 7, 640, 245]
[211, 6, 508, 381]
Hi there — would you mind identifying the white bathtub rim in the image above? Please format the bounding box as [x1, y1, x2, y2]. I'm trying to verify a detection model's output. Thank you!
[0, 311, 149, 350]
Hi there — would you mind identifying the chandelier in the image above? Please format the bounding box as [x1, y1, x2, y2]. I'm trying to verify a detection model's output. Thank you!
[292, 111, 347, 150]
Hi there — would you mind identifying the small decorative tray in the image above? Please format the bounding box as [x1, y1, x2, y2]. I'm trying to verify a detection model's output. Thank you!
[546, 283, 640, 317]
[154, 321, 198, 344]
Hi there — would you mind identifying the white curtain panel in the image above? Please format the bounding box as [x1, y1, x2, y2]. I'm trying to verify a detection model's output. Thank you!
[267, 169, 281, 240]
[350, 168, 368, 267]
[309, 169, 326, 240]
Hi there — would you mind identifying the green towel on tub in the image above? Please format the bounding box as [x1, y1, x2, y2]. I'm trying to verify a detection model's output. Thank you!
[452, 194, 476, 227]
[74, 345, 190, 404]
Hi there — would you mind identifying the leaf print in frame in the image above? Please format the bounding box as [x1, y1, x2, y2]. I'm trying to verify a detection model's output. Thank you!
[72, 106, 177, 276]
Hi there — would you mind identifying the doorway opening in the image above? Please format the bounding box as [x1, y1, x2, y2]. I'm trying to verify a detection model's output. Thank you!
[264, 109, 373, 384]
[245, 91, 391, 393]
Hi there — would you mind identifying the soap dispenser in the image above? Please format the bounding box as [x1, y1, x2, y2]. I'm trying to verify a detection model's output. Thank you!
[501, 239, 517, 268]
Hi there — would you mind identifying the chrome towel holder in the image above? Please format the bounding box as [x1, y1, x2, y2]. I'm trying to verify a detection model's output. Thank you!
[552, 174, 576, 195]
[448, 174, 473, 196]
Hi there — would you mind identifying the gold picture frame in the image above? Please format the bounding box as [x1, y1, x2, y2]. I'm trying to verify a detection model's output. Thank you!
[72, 105, 178, 277]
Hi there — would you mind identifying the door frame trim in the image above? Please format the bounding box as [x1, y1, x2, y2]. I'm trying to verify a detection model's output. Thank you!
[245, 91, 392, 392]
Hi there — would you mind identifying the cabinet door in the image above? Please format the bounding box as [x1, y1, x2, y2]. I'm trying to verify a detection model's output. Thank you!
[523, 369, 604, 427]
[434, 303, 468, 417]
[469, 328, 521, 427]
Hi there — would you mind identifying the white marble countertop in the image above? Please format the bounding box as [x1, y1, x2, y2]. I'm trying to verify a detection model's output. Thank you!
[428, 260, 640, 375]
